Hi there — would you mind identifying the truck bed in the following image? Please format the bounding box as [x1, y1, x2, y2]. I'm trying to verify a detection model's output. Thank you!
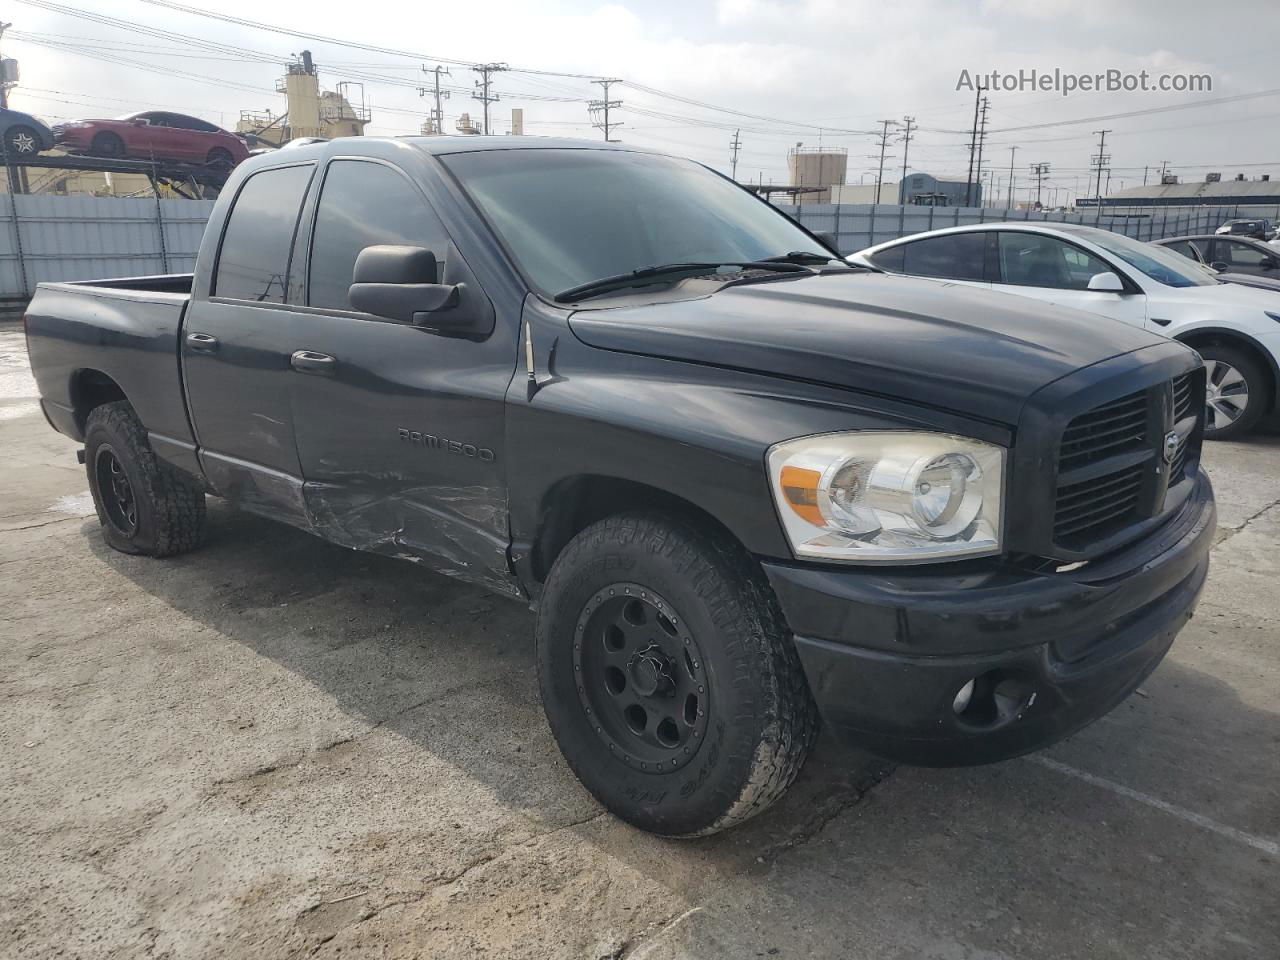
[24, 274, 198, 472]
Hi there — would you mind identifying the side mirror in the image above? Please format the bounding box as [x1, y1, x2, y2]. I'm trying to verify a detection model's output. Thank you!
[1209, 261, 1229, 272]
[348, 244, 475, 332]
[813, 230, 839, 254]
[1261, 256, 1278, 270]
[1086, 271, 1125, 293]
[130, 118, 147, 127]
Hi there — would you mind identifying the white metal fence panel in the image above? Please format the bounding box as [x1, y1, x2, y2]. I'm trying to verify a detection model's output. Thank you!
[0, 194, 214, 299]
[778, 202, 1260, 255]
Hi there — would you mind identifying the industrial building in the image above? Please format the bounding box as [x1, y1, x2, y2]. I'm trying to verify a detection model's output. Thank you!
[829, 181, 899, 204]
[898, 172, 980, 207]
[236, 51, 369, 148]
[1089, 173, 1280, 208]
[787, 146, 847, 204]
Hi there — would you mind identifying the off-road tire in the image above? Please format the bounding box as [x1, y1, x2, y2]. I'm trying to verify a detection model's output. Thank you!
[1199, 344, 1270, 441]
[536, 511, 819, 836]
[91, 132, 125, 159]
[84, 401, 206, 557]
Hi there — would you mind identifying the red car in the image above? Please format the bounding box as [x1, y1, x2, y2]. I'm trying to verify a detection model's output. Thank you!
[52, 111, 249, 168]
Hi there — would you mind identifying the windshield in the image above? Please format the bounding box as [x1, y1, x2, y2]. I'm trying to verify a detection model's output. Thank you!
[442, 148, 831, 297]
[1085, 230, 1218, 287]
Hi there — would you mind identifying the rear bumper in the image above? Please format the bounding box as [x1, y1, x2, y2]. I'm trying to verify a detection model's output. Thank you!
[763, 473, 1215, 766]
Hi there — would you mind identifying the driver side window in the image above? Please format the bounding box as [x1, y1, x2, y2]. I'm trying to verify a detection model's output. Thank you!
[997, 233, 1110, 290]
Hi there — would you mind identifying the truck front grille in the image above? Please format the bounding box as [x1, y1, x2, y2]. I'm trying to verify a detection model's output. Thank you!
[1051, 370, 1202, 553]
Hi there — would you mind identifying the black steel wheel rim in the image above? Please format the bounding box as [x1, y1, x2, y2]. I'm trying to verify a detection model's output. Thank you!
[573, 582, 709, 773]
[95, 445, 138, 536]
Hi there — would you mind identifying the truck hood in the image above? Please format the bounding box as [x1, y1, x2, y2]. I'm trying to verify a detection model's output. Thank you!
[568, 271, 1164, 426]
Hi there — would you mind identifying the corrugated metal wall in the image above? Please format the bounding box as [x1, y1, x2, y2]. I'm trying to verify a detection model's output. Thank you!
[778, 202, 1251, 256]
[0, 194, 214, 299]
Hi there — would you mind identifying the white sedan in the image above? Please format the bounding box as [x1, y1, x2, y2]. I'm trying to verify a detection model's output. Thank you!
[850, 222, 1280, 439]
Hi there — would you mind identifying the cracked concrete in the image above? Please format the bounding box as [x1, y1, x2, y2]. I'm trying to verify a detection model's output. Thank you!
[2, 327, 1278, 959]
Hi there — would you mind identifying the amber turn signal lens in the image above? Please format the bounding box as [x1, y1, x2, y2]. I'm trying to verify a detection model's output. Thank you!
[780, 465, 823, 525]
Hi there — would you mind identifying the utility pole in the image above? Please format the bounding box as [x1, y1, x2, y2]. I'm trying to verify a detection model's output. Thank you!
[973, 95, 990, 205]
[0, 22, 12, 110]
[1091, 129, 1112, 204]
[1158, 159, 1170, 182]
[964, 83, 988, 206]
[472, 62, 507, 135]
[1143, 165, 1149, 186]
[874, 119, 896, 204]
[1030, 162, 1050, 207]
[897, 115, 915, 204]
[418, 64, 450, 135]
[729, 128, 742, 181]
[589, 78, 622, 142]
[1006, 145, 1018, 209]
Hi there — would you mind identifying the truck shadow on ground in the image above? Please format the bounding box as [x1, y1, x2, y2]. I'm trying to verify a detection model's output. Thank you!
[87, 500, 1275, 887]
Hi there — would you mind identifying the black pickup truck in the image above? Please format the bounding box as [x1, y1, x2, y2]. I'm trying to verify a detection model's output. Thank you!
[25, 137, 1215, 836]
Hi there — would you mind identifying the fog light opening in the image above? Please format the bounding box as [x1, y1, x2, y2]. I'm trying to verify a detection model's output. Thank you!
[952, 670, 1036, 729]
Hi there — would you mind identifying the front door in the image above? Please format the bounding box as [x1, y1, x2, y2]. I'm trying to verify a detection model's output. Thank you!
[990, 231, 1149, 329]
[1211, 238, 1280, 277]
[182, 161, 315, 526]
[285, 158, 520, 594]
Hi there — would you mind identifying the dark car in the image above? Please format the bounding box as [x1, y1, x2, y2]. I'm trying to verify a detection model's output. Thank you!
[52, 110, 249, 168]
[0, 107, 54, 158]
[23, 137, 1214, 837]
[1155, 234, 1280, 277]
[1215, 219, 1274, 241]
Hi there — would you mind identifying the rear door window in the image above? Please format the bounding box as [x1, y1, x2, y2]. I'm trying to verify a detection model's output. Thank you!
[900, 232, 986, 281]
[867, 244, 906, 272]
[213, 164, 313, 303]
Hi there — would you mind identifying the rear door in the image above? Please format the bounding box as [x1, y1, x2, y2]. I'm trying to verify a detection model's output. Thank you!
[879, 231, 992, 290]
[989, 231, 1148, 328]
[182, 161, 315, 525]
[284, 156, 519, 593]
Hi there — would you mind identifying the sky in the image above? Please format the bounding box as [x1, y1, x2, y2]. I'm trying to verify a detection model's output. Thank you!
[4, 0, 1277, 206]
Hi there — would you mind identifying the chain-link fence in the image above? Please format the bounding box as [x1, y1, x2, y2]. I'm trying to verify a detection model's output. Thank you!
[780, 202, 1280, 256]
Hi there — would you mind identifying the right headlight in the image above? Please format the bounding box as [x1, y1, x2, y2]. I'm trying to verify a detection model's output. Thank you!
[767, 431, 1005, 564]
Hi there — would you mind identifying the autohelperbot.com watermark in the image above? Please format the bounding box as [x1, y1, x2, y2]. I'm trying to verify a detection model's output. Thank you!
[956, 68, 1212, 96]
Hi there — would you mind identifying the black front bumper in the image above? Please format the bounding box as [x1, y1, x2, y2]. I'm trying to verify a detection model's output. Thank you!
[762, 473, 1215, 767]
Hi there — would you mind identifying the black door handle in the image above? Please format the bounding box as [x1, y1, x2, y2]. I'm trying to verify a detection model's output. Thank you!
[186, 332, 219, 353]
[290, 350, 337, 376]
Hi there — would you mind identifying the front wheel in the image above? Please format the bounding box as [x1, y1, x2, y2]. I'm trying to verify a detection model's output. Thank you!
[84, 401, 207, 557]
[536, 512, 818, 836]
[3, 124, 42, 158]
[1199, 345, 1270, 440]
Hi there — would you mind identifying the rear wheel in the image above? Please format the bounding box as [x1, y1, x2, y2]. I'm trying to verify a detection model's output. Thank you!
[90, 132, 125, 159]
[1199, 345, 1269, 440]
[3, 125, 42, 158]
[206, 147, 234, 169]
[84, 401, 206, 557]
[536, 512, 818, 836]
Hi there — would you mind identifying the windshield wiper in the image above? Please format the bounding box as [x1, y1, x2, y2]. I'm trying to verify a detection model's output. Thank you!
[759, 250, 840, 265]
[554, 260, 809, 303]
